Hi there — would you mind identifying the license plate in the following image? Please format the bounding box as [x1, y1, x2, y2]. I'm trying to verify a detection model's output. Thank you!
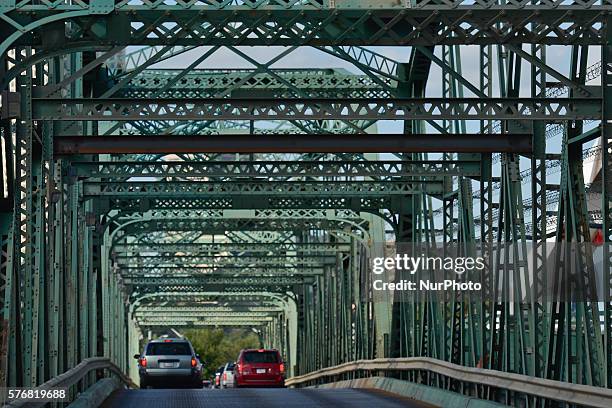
[160, 362, 178, 368]
[256, 369, 266, 374]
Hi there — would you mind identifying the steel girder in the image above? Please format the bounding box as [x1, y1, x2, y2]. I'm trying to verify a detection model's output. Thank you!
[68, 160, 480, 179]
[99, 195, 406, 213]
[54, 134, 530, 155]
[32, 97, 600, 121]
[116, 255, 337, 267]
[113, 210, 369, 226]
[119, 265, 323, 275]
[138, 316, 274, 323]
[123, 275, 312, 288]
[1, 5, 609, 60]
[135, 311, 279, 319]
[134, 306, 283, 313]
[83, 180, 445, 198]
[107, 209, 369, 230]
[112, 242, 351, 254]
[113, 219, 368, 239]
[138, 320, 273, 327]
[119, 69, 392, 99]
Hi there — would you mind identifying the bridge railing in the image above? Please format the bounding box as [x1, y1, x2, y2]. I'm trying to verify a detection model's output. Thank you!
[286, 357, 612, 408]
[4, 357, 135, 408]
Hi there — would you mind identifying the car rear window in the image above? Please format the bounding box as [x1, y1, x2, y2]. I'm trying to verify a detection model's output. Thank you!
[243, 351, 279, 363]
[146, 342, 191, 355]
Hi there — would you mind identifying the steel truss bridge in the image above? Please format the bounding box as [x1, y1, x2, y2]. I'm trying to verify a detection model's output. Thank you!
[1, 0, 612, 407]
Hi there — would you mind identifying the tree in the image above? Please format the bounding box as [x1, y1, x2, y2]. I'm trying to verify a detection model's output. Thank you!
[182, 328, 260, 378]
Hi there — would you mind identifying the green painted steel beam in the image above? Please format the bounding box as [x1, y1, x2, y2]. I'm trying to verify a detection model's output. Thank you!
[139, 321, 273, 327]
[134, 311, 279, 319]
[137, 316, 274, 323]
[118, 69, 391, 99]
[119, 266, 323, 275]
[113, 209, 365, 221]
[102, 195, 413, 212]
[2, 7, 609, 61]
[83, 180, 445, 198]
[68, 160, 480, 179]
[32, 97, 601, 121]
[112, 242, 351, 253]
[113, 219, 369, 238]
[133, 306, 283, 313]
[115, 255, 337, 266]
[55, 134, 526, 155]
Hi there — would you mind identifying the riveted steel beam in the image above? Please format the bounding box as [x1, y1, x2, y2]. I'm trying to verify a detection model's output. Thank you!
[2, 7, 609, 58]
[126, 278, 309, 291]
[139, 320, 273, 327]
[104, 196, 407, 212]
[134, 306, 283, 314]
[83, 180, 445, 198]
[137, 316, 274, 324]
[68, 160, 481, 179]
[33, 97, 599, 122]
[113, 242, 350, 254]
[56, 134, 530, 155]
[134, 311, 278, 319]
[119, 69, 391, 99]
[119, 266, 323, 276]
[115, 255, 337, 267]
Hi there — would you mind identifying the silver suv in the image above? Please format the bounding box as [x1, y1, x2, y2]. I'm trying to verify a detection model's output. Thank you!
[134, 338, 203, 389]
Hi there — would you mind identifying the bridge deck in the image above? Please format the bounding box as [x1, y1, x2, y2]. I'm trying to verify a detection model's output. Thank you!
[100, 388, 425, 408]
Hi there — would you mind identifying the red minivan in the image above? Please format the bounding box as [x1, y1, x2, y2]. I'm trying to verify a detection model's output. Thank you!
[234, 349, 285, 388]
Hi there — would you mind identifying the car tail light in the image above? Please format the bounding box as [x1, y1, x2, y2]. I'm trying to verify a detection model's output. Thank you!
[236, 364, 242, 374]
[139, 357, 147, 367]
[279, 363, 285, 374]
[191, 357, 197, 367]
[223, 373, 227, 381]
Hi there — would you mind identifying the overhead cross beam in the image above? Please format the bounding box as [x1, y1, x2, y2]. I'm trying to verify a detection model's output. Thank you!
[123, 276, 313, 287]
[68, 159, 481, 179]
[114, 218, 368, 236]
[83, 180, 446, 198]
[119, 265, 324, 276]
[55, 134, 531, 155]
[2, 7, 608, 59]
[116, 254, 337, 267]
[112, 242, 351, 253]
[33, 97, 599, 121]
[103, 195, 404, 212]
[118, 68, 392, 99]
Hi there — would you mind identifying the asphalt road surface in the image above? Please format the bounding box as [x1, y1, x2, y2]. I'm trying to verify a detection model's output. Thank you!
[101, 388, 428, 407]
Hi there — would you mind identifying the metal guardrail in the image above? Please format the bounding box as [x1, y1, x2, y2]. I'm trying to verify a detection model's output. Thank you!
[286, 357, 612, 408]
[5, 357, 135, 408]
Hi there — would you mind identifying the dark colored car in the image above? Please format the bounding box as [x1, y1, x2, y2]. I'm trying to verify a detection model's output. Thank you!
[214, 365, 225, 388]
[134, 338, 203, 389]
[234, 349, 285, 388]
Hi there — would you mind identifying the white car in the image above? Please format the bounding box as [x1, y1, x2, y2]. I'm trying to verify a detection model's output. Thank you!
[221, 362, 236, 388]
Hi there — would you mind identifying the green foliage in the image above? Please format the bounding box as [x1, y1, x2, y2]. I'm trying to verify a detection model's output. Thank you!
[182, 328, 260, 378]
